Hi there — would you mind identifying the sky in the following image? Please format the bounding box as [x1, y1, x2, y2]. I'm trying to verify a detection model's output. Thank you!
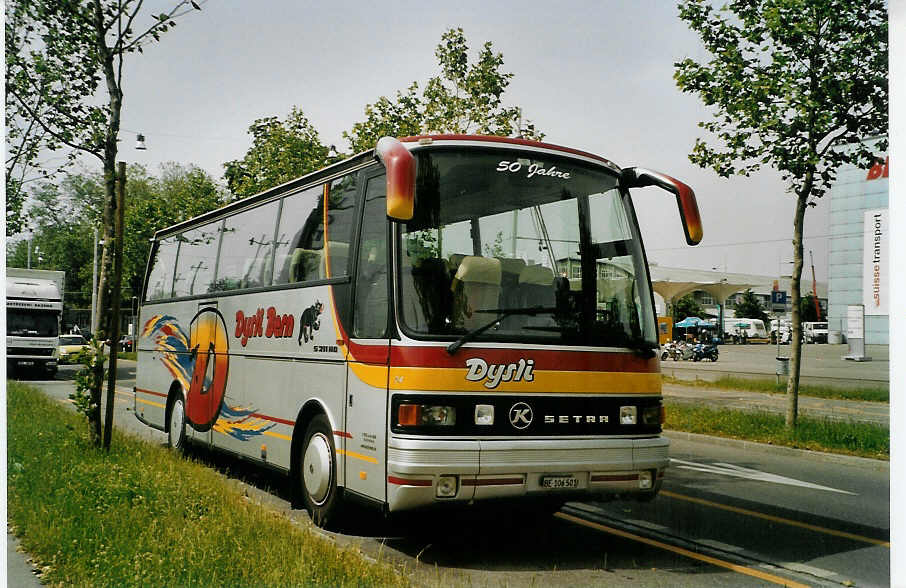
[106, 0, 886, 283]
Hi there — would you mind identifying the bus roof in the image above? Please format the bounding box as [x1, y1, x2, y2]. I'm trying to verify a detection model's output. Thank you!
[152, 135, 622, 240]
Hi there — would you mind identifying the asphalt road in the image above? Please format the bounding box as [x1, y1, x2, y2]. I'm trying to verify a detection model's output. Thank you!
[13, 362, 890, 587]
[660, 343, 890, 388]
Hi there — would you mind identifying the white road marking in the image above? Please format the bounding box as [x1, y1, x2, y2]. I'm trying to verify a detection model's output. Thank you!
[670, 459, 856, 495]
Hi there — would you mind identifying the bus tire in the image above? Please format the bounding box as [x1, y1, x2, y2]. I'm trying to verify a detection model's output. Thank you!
[300, 414, 340, 528]
[168, 393, 187, 451]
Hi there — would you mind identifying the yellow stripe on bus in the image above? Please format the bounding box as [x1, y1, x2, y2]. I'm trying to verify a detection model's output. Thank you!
[135, 397, 166, 409]
[348, 362, 661, 394]
[338, 449, 379, 464]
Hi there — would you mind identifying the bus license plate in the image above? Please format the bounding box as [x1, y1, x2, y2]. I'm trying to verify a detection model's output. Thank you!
[541, 475, 579, 489]
[18, 361, 34, 366]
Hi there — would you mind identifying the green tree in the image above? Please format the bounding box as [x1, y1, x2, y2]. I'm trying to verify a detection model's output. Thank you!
[6, 0, 202, 447]
[125, 162, 228, 297]
[224, 107, 330, 198]
[344, 28, 543, 153]
[672, 293, 704, 322]
[674, 0, 887, 428]
[799, 294, 821, 322]
[734, 289, 769, 324]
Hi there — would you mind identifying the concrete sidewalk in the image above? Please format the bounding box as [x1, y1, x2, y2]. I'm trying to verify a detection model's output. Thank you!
[662, 381, 889, 427]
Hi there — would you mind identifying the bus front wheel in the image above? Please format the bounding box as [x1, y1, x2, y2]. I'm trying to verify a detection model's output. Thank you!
[300, 414, 340, 528]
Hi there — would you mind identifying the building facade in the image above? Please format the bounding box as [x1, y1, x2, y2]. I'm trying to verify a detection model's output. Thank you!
[827, 139, 889, 344]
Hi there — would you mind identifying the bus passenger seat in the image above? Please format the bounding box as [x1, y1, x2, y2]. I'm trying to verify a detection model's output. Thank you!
[321, 241, 349, 278]
[497, 257, 526, 309]
[518, 264, 556, 308]
[453, 256, 502, 329]
[447, 253, 466, 275]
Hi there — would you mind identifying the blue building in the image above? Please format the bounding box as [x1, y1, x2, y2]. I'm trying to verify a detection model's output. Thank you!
[827, 139, 889, 344]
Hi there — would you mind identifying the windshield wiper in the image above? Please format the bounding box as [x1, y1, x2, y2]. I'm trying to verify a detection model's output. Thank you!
[446, 306, 557, 355]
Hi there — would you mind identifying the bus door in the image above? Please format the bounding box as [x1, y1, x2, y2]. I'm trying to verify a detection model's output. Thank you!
[187, 301, 230, 447]
[344, 172, 390, 502]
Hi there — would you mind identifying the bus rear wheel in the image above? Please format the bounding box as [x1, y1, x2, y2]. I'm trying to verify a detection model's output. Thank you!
[168, 394, 187, 451]
[300, 414, 341, 528]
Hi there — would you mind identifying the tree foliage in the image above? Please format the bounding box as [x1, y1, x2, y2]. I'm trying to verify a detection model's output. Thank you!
[674, 0, 887, 427]
[223, 107, 331, 198]
[5, 0, 201, 236]
[734, 289, 768, 324]
[6, 0, 202, 447]
[344, 28, 543, 153]
[799, 294, 821, 322]
[7, 165, 228, 312]
[672, 294, 704, 322]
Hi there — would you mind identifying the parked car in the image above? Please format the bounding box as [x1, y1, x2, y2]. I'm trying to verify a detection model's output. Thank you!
[58, 334, 90, 364]
[118, 336, 135, 352]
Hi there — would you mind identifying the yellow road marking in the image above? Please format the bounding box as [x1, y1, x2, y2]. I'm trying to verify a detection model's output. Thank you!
[661, 490, 890, 548]
[555, 512, 810, 587]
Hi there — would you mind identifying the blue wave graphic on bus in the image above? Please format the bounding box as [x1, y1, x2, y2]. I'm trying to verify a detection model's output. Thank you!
[143, 314, 275, 442]
[214, 405, 276, 441]
[142, 314, 193, 392]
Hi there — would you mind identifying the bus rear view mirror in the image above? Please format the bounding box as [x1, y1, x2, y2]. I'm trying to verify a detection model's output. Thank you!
[620, 167, 703, 246]
[376, 137, 416, 221]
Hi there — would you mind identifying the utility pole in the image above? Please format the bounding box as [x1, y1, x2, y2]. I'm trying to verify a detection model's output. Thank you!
[809, 250, 821, 320]
[91, 226, 99, 335]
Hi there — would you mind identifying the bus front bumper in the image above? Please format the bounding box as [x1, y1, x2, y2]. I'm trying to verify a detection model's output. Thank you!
[386, 436, 668, 512]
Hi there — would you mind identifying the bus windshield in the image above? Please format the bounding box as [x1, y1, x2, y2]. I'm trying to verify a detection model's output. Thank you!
[398, 148, 657, 349]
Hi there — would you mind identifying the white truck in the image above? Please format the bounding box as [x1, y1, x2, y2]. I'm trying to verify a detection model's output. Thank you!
[6, 268, 65, 376]
[803, 321, 829, 344]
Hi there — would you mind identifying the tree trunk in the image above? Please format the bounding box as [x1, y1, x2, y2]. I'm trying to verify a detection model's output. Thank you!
[785, 173, 814, 429]
[103, 162, 125, 450]
[89, 0, 123, 446]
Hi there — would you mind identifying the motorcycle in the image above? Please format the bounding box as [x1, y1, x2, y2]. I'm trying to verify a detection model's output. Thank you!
[692, 342, 719, 362]
[660, 342, 676, 360]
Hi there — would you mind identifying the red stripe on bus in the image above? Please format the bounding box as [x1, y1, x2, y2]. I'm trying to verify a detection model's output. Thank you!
[136, 388, 167, 398]
[387, 346, 659, 373]
[387, 476, 433, 487]
[249, 413, 295, 426]
[333, 431, 352, 438]
[461, 478, 524, 486]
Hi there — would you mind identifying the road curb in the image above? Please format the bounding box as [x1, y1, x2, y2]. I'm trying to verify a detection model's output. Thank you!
[663, 429, 889, 471]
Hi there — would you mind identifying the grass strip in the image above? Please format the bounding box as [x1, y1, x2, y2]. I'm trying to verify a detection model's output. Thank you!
[6, 381, 409, 587]
[663, 374, 888, 403]
[665, 400, 889, 460]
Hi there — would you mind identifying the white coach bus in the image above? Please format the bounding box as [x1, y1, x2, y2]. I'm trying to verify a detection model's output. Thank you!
[134, 135, 702, 527]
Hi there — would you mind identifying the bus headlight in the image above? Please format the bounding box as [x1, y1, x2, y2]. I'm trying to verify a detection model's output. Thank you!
[642, 405, 664, 425]
[619, 406, 637, 425]
[474, 404, 494, 425]
[397, 404, 456, 427]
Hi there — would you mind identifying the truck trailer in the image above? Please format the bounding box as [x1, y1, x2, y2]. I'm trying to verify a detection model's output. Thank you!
[6, 268, 64, 376]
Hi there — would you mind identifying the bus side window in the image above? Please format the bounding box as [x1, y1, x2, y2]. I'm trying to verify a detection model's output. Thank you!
[273, 185, 323, 285]
[215, 200, 279, 291]
[146, 236, 179, 301]
[353, 176, 388, 338]
[324, 173, 357, 278]
[172, 221, 221, 297]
